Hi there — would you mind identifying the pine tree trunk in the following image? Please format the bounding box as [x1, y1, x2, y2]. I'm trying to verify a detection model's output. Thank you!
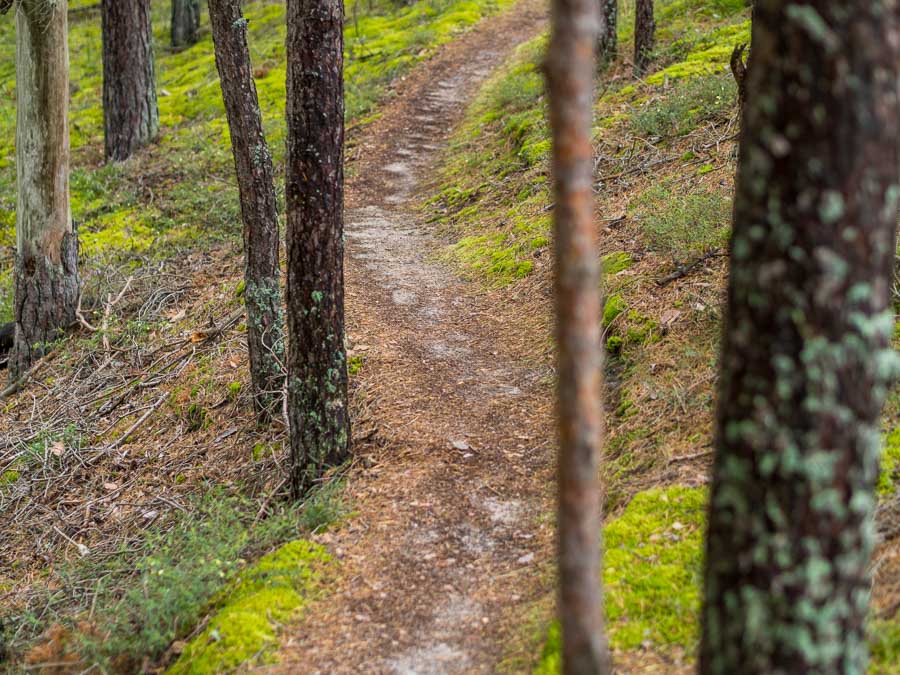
[700, 1, 900, 673]
[633, 0, 654, 76]
[285, 0, 350, 498]
[208, 0, 284, 418]
[11, 0, 79, 379]
[172, 0, 201, 48]
[547, 0, 610, 671]
[102, 0, 159, 162]
[597, 0, 617, 66]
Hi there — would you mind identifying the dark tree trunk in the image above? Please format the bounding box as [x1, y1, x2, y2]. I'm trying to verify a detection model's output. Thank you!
[11, 0, 79, 379]
[172, 0, 201, 48]
[597, 0, 617, 66]
[102, 0, 159, 162]
[285, 0, 350, 498]
[700, 1, 900, 673]
[208, 0, 284, 418]
[547, 0, 610, 671]
[633, 0, 654, 76]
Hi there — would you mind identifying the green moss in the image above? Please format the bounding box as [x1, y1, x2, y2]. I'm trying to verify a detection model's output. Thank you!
[601, 251, 633, 276]
[0, 470, 20, 486]
[631, 73, 736, 138]
[168, 540, 331, 673]
[869, 616, 900, 675]
[348, 355, 365, 376]
[606, 335, 625, 354]
[877, 428, 900, 495]
[227, 382, 242, 400]
[603, 294, 627, 327]
[534, 487, 707, 672]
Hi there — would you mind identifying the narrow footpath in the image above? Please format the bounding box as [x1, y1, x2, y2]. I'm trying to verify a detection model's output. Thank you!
[271, 2, 554, 672]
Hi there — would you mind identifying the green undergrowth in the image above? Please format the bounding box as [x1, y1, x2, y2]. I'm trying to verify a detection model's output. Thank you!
[3, 483, 345, 670]
[168, 539, 331, 673]
[534, 486, 707, 673]
[0, 0, 517, 319]
[534, 478, 900, 672]
[429, 0, 749, 286]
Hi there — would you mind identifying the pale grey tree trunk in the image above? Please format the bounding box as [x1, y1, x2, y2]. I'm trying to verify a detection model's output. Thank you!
[172, 0, 200, 48]
[10, 0, 79, 379]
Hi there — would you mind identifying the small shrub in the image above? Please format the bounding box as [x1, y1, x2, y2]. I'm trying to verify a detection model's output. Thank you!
[631, 182, 731, 262]
[631, 73, 736, 138]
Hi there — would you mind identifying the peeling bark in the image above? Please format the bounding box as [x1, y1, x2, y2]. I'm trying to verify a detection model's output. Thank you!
[208, 0, 284, 419]
[701, 1, 900, 672]
[285, 0, 350, 498]
[102, 0, 159, 162]
[11, 0, 79, 379]
[547, 0, 610, 671]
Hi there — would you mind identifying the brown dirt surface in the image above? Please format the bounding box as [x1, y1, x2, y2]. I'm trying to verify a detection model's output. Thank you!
[267, 1, 556, 672]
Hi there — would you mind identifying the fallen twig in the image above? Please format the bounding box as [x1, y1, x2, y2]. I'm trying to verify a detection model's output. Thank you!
[655, 249, 727, 287]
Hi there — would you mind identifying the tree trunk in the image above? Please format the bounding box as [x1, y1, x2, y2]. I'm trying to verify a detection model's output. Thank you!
[172, 0, 201, 48]
[208, 0, 284, 418]
[102, 0, 159, 162]
[597, 0, 617, 66]
[633, 0, 654, 76]
[285, 0, 350, 498]
[546, 0, 610, 671]
[11, 0, 79, 379]
[700, 1, 900, 673]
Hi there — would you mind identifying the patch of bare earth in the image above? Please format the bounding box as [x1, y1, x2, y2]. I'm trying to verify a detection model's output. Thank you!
[268, 2, 554, 672]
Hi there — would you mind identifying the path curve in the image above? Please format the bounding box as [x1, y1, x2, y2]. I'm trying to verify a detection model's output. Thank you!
[273, 3, 551, 671]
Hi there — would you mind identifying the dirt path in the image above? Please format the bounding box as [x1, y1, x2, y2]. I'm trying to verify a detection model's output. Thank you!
[268, 2, 553, 673]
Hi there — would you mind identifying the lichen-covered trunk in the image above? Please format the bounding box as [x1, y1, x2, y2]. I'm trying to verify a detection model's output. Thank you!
[11, 0, 79, 379]
[172, 0, 201, 48]
[597, 0, 617, 66]
[700, 2, 900, 673]
[546, 0, 610, 671]
[102, 0, 159, 162]
[632, 0, 654, 76]
[285, 0, 350, 498]
[208, 0, 284, 418]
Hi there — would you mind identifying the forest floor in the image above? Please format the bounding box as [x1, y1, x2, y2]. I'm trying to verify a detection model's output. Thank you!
[1, 0, 899, 672]
[271, 2, 558, 670]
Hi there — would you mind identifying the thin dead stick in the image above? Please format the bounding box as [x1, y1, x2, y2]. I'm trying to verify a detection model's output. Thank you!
[655, 249, 727, 287]
[101, 276, 134, 352]
[106, 391, 167, 451]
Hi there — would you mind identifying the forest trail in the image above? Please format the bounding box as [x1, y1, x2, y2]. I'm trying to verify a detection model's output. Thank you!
[272, 1, 551, 671]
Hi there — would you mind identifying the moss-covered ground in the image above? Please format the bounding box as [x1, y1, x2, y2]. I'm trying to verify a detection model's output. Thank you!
[0, 0, 515, 322]
[423, 0, 900, 670]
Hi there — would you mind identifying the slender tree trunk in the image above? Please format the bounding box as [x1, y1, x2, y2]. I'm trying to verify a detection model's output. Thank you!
[11, 0, 79, 379]
[102, 0, 159, 162]
[597, 0, 617, 66]
[633, 0, 654, 76]
[172, 0, 201, 48]
[285, 0, 350, 498]
[208, 0, 284, 418]
[547, 0, 610, 672]
[700, 1, 900, 673]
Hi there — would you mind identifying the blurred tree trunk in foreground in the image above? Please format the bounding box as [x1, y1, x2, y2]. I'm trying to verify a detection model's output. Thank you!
[102, 0, 159, 162]
[285, 0, 351, 498]
[547, 0, 611, 671]
[10, 0, 79, 379]
[701, 1, 900, 672]
[208, 0, 284, 418]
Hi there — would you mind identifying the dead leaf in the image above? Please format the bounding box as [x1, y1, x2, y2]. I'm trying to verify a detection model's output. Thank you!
[103, 482, 119, 492]
[167, 308, 186, 323]
[660, 309, 682, 326]
[50, 441, 64, 457]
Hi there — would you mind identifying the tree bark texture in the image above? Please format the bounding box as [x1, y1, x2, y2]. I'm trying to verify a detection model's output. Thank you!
[633, 0, 654, 76]
[597, 0, 617, 66]
[11, 0, 79, 379]
[700, 1, 900, 673]
[547, 0, 610, 671]
[285, 0, 350, 498]
[208, 0, 284, 418]
[102, 0, 159, 162]
[172, 0, 201, 48]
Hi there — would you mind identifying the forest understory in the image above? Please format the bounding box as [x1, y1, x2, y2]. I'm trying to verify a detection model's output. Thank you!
[0, 0, 898, 673]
